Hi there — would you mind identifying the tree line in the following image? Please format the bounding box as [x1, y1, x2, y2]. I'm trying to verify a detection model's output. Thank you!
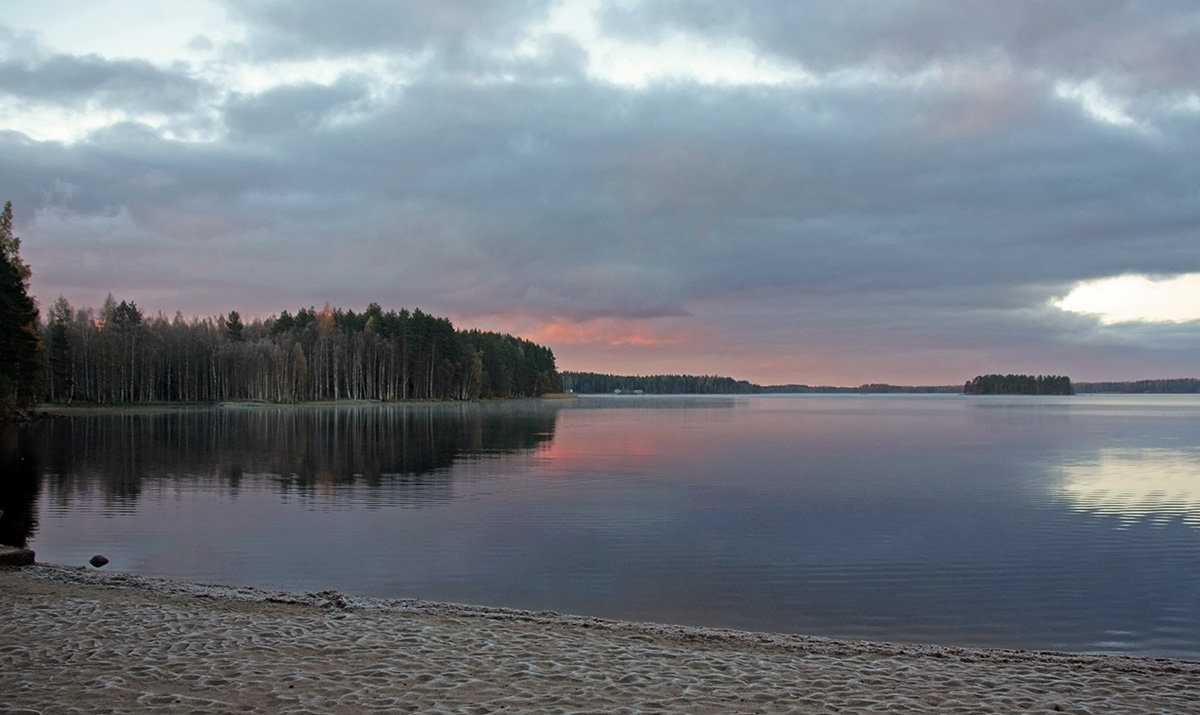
[39, 298, 561, 406]
[963, 374, 1074, 395]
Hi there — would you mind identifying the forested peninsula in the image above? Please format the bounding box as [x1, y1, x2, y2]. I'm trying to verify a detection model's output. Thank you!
[39, 298, 561, 405]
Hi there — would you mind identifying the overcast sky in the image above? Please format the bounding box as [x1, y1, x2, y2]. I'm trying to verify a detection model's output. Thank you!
[3, 1, 1199, 385]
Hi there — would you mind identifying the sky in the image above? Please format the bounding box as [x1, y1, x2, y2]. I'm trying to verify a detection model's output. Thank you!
[2, 1, 1199, 386]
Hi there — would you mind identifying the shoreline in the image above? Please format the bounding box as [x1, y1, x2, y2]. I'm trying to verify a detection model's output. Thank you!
[3, 564, 1198, 713]
[31, 395, 576, 416]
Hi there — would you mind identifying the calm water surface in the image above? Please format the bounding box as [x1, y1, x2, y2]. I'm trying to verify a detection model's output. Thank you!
[5, 394, 1200, 659]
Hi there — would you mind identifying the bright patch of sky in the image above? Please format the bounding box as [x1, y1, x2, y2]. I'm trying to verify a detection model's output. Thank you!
[1053, 273, 1200, 324]
[2, 99, 221, 145]
[1054, 79, 1147, 132]
[531, 0, 811, 88]
[5, 0, 236, 64]
[2, 1, 226, 142]
[0, 100, 116, 143]
[226, 54, 401, 96]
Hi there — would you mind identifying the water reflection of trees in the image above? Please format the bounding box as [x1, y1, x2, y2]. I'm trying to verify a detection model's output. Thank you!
[0, 425, 39, 547]
[35, 403, 559, 507]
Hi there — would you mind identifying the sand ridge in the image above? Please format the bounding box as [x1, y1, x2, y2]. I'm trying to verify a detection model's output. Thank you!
[2, 564, 1197, 713]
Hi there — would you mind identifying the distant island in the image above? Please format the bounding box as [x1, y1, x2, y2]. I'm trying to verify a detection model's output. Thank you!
[963, 374, 1074, 395]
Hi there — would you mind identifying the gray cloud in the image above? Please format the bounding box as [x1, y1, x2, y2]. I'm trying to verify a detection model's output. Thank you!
[603, 1, 1200, 89]
[220, 0, 556, 63]
[223, 77, 374, 137]
[0, 52, 209, 113]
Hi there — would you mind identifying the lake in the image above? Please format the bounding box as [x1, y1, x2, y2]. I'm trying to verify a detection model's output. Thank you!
[4, 394, 1199, 659]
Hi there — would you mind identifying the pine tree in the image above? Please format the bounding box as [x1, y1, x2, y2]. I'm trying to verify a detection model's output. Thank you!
[225, 310, 245, 342]
[0, 202, 43, 419]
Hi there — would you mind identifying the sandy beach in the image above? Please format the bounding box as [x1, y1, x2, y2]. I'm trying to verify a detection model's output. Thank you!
[2, 564, 1197, 713]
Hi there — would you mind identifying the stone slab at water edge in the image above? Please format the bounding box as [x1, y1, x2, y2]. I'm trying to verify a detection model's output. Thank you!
[0, 545, 34, 566]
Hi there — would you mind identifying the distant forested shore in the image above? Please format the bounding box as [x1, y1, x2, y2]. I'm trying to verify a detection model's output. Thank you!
[562, 372, 959, 395]
[1074, 378, 1200, 393]
[962, 375, 1200, 395]
[562, 371, 1200, 396]
[38, 297, 560, 406]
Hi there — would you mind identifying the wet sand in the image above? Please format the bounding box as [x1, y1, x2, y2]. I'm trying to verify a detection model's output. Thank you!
[2, 564, 1197, 713]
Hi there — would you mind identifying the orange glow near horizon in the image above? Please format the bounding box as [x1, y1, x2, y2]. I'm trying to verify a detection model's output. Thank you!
[448, 312, 958, 386]
[527, 318, 697, 347]
[453, 313, 700, 348]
